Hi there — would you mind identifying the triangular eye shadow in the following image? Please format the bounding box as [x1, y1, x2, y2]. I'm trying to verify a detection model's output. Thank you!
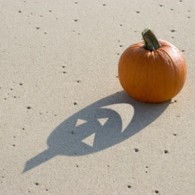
[81, 133, 95, 147]
[75, 119, 87, 127]
[97, 118, 109, 126]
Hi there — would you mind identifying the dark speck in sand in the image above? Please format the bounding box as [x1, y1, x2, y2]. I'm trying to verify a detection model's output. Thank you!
[164, 150, 169, 154]
[134, 148, 139, 152]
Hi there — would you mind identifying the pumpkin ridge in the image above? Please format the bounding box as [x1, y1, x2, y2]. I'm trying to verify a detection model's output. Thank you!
[160, 47, 180, 95]
[118, 51, 131, 90]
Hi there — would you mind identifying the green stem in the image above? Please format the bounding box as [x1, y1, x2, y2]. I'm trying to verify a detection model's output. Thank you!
[142, 29, 161, 51]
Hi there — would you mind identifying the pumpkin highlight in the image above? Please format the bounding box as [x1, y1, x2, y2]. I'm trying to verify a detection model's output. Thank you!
[118, 29, 187, 103]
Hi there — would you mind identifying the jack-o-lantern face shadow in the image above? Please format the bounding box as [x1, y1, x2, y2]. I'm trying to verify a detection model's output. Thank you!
[23, 91, 170, 172]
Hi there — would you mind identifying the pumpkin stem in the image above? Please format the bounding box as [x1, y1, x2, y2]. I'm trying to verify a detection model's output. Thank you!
[142, 29, 161, 51]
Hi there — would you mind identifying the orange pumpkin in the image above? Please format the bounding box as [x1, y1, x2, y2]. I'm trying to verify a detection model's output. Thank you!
[118, 29, 187, 103]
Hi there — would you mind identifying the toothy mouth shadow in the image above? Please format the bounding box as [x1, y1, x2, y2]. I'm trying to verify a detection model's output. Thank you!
[23, 91, 169, 172]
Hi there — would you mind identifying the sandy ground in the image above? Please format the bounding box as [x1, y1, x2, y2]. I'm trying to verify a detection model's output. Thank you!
[0, 0, 195, 194]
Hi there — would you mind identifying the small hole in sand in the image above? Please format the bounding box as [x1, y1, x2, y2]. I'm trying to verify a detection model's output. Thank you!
[134, 148, 139, 152]
[35, 182, 39, 186]
[164, 150, 169, 154]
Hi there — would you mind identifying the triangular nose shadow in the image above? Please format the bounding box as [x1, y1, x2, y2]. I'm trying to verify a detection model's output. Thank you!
[23, 91, 170, 172]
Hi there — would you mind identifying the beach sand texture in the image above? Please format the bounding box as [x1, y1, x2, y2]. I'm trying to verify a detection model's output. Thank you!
[0, 0, 195, 194]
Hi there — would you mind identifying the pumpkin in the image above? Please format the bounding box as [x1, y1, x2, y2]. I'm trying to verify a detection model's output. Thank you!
[118, 29, 187, 103]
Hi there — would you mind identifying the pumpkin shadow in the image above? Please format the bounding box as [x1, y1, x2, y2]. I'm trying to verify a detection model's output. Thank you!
[23, 91, 170, 172]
